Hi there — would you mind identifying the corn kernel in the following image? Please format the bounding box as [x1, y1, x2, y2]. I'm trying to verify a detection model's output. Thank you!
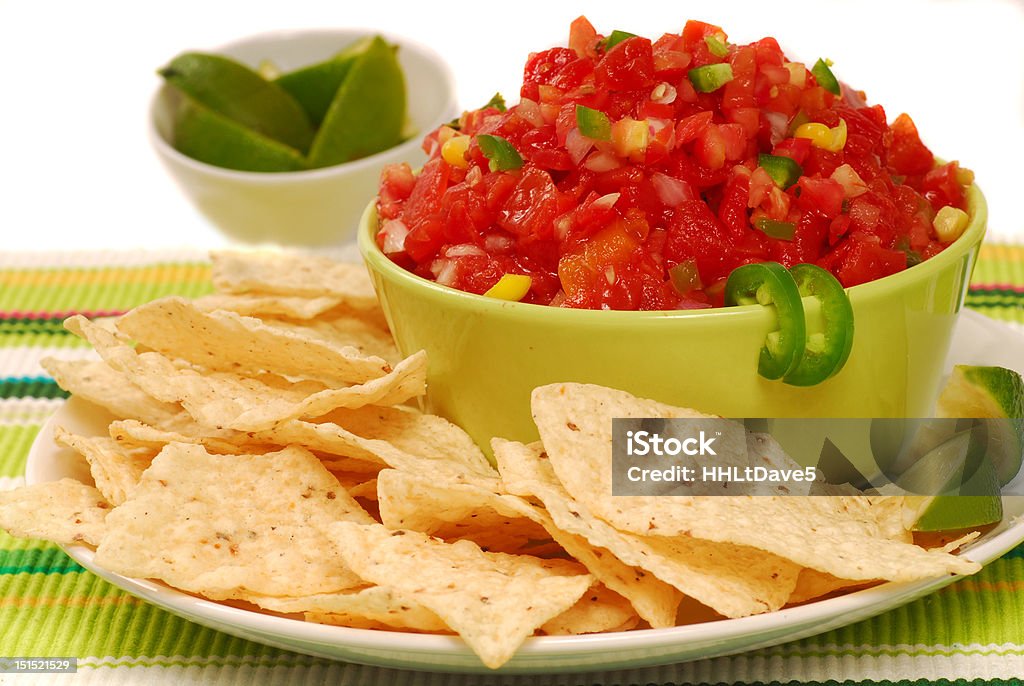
[441, 135, 471, 168]
[794, 118, 847, 152]
[483, 274, 532, 301]
[933, 206, 970, 243]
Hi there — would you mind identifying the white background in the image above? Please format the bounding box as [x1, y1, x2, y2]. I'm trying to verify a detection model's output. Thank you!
[1, 0, 1021, 251]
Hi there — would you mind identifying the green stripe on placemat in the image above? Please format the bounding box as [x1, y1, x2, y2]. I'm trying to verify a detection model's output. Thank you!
[0, 377, 65, 399]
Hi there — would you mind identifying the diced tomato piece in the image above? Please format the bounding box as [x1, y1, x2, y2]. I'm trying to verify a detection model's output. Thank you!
[920, 162, 966, 211]
[887, 113, 935, 176]
[595, 36, 656, 91]
[497, 166, 561, 239]
[796, 176, 845, 219]
[522, 47, 580, 100]
[835, 235, 906, 287]
[568, 16, 599, 58]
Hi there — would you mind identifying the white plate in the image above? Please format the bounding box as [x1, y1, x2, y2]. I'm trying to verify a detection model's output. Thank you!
[24, 309, 1024, 674]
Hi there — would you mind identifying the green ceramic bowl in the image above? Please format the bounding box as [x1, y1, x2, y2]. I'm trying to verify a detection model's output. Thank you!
[359, 186, 987, 452]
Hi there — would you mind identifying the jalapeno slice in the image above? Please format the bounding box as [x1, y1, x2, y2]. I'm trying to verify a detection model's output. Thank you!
[724, 262, 806, 380]
[783, 263, 855, 386]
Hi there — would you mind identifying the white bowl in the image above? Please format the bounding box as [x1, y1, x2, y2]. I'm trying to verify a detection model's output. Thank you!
[150, 28, 458, 247]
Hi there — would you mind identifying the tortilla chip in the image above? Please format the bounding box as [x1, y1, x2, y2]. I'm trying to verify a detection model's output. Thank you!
[246, 587, 447, 632]
[539, 585, 639, 635]
[210, 251, 378, 311]
[530, 383, 981, 582]
[53, 427, 153, 506]
[95, 443, 371, 600]
[40, 358, 182, 427]
[788, 569, 874, 604]
[65, 316, 426, 431]
[118, 297, 390, 385]
[192, 293, 344, 320]
[108, 420, 257, 455]
[0, 479, 109, 546]
[329, 521, 592, 669]
[493, 438, 798, 619]
[375, 467, 682, 627]
[264, 318, 400, 366]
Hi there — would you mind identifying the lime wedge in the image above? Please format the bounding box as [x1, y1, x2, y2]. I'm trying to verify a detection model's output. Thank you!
[159, 52, 315, 153]
[275, 36, 374, 127]
[897, 430, 1003, 531]
[307, 36, 406, 168]
[172, 97, 308, 172]
[937, 365, 1024, 485]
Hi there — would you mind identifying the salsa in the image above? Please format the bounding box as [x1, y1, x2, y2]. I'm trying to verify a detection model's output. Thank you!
[376, 18, 972, 310]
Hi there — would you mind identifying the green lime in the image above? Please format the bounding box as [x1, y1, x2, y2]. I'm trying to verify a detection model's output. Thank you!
[937, 365, 1024, 485]
[159, 52, 314, 153]
[172, 97, 308, 172]
[275, 36, 374, 127]
[898, 430, 1003, 532]
[307, 36, 406, 168]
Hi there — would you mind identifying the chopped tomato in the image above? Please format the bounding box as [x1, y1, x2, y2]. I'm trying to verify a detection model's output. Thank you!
[379, 19, 965, 310]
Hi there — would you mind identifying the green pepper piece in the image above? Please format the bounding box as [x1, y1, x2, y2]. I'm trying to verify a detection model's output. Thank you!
[783, 263, 855, 386]
[758, 153, 803, 189]
[688, 63, 734, 93]
[704, 35, 729, 58]
[787, 110, 811, 136]
[575, 105, 611, 141]
[754, 217, 796, 241]
[476, 134, 523, 171]
[483, 92, 507, 112]
[811, 58, 841, 95]
[669, 259, 703, 294]
[602, 30, 637, 51]
[724, 262, 806, 380]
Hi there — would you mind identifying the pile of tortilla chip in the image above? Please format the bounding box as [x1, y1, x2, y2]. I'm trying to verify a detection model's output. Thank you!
[0, 251, 982, 669]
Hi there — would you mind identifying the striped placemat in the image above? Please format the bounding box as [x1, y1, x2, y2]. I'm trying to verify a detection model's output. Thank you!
[1, 246, 1023, 686]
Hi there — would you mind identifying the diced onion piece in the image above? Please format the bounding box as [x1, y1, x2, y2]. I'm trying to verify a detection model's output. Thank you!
[764, 112, 789, 145]
[933, 206, 970, 243]
[445, 243, 486, 258]
[435, 259, 457, 286]
[604, 266, 616, 285]
[566, 127, 595, 165]
[651, 82, 677, 104]
[830, 164, 868, 198]
[517, 98, 545, 127]
[651, 172, 694, 207]
[380, 220, 409, 254]
[592, 192, 621, 210]
[483, 274, 532, 301]
[484, 233, 514, 253]
[584, 151, 621, 172]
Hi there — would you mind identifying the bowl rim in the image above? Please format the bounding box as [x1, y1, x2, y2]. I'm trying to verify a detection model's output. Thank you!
[148, 27, 459, 183]
[358, 182, 987, 321]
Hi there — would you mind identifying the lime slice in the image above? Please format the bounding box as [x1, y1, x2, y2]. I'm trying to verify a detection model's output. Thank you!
[172, 97, 308, 172]
[159, 52, 315, 153]
[897, 430, 1003, 531]
[275, 36, 374, 127]
[307, 36, 406, 168]
[937, 365, 1024, 485]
